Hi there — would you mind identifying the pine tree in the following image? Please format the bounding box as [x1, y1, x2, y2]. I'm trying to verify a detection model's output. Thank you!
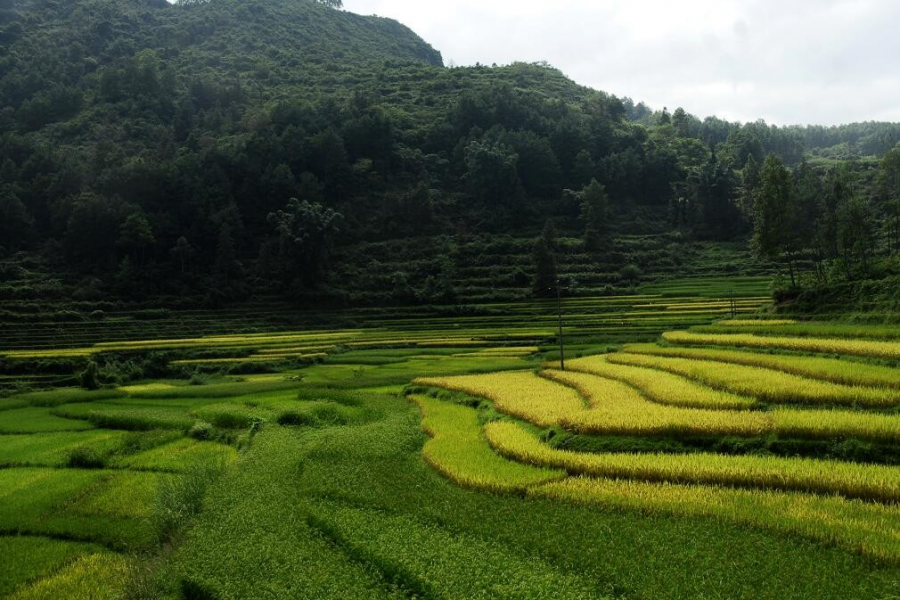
[171, 236, 194, 275]
[752, 154, 798, 286]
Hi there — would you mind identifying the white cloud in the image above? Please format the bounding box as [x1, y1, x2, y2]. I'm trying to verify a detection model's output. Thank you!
[344, 0, 900, 126]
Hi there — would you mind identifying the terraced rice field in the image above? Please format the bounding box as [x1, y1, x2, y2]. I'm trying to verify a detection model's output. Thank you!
[417, 320, 900, 567]
[6, 284, 900, 599]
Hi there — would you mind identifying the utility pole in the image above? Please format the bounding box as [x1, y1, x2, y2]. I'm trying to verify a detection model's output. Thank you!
[557, 279, 565, 371]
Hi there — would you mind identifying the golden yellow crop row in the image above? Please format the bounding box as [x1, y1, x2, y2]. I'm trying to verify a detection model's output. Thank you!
[542, 369, 770, 437]
[608, 353, 900, 408]
[410, 395, 565, 493]
[410, 393, 900, 563]
[545, 369, 900, 444]
[414, 371, 586, 427]
[664, 330, 900, 361]
[623, 343, 900, 389]
[485, 420, 900, 503]
[563, 355, 755, 410]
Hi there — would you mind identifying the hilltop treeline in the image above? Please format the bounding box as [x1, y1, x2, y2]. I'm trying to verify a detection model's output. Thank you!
[0, 0, 898, 305]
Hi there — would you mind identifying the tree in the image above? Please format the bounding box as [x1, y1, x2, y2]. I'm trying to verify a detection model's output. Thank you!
[170, 236, 194, 275]
[620, 264, 642, 287]
[314, 0, 343, 7]
[672, 107, 690, 137]
[752, 154, 799, 285]
[695, 153, 739, 240]
[0, 187, 32, 252]
[571, 150, 596, 188]
[214, 224, 240, 286]
[532, 221, 558, 298]
[464, 138, 520, 210]
[838, 195, 875, 279]
[65, 193, 129, 268]
[117, 211, 155, 266]
[580, 179, 608, 251]
[657, 108, 671, 126]
[264, 198, 343, 287]
[877, 148, 900, 253]
[725, 129, 765, 169]
[737, 154, 760, 220]
[793, 159, 824, 277]
[79, 361, 100, 390]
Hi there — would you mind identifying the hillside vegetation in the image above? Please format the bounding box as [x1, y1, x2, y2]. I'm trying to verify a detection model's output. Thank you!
[0, 0, 898, 314]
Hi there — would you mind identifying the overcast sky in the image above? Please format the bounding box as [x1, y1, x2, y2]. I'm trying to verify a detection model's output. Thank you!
[344, 0, 900, 126]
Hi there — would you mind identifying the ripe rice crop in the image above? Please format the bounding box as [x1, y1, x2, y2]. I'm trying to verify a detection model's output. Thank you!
[531, 477, 900, 564]
[623, 343, 900, 389]
[485, 421, 900, 503]
[541, 370, 770, 437]
[546, 368, 900, 443]
[770, 409, 900, 444]
[664, 330, 900, 360]
[413, 371, 586, 427]
[607, 353, 899, 408]
[564, 355, 755, 410]
[410, 395, 564, 493]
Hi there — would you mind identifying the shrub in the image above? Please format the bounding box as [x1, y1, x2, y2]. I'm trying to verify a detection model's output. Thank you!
[66, 445, 107, 469]
[78, 361, 100, 390]
[188, 422, 214, 441]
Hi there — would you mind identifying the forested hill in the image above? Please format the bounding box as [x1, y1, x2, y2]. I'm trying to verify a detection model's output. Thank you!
[0, 0, 898, 310]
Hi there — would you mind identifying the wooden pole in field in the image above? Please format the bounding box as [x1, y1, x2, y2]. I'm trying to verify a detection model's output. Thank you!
[557, 279, 565, 371]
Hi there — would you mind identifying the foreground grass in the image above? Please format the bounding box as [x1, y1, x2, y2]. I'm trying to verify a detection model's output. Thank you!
[532, 477, 900, 564]
[307, 500, 609, 600]
[0, 537, 103, 597]
[295, 393, 900, 599]
[148, 391, 900, 600]
[7, 553, 128, 600]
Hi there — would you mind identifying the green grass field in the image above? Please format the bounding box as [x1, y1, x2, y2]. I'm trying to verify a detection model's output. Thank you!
[5, 282, 900, 599]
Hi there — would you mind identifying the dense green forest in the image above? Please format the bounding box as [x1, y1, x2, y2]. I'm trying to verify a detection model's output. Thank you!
[1, 0, 899, 308]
